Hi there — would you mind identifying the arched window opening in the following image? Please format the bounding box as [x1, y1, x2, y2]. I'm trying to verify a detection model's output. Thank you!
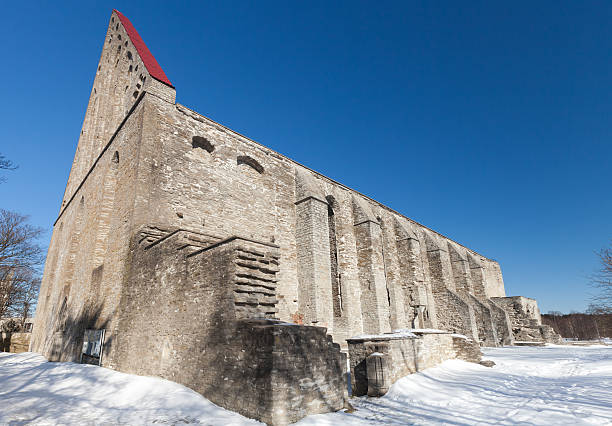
[237, 155, 264, 174]
[192, 136, 214, 153]
[327, 195, 342, 317]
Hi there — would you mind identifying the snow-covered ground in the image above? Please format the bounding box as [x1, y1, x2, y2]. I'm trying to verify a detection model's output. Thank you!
[0, 352, 257, 425]
[300, 344, 612, 425]
[1, 345, 611, 425]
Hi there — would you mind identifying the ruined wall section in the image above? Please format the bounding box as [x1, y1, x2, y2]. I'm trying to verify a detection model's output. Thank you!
[446, 243, 499, 346]
[491, 296, 561, 343]
[61, 10, 175, 213]
[111, 233, 346, 425]
[348, 331, 482, 397]
[31, 96, 148, 362]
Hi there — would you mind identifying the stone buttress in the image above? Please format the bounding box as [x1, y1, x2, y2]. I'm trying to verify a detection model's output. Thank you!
[32, 9, 561, 425]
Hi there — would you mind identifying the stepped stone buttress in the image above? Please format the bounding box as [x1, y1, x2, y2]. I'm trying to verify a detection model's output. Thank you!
[31, 9, 560, 424]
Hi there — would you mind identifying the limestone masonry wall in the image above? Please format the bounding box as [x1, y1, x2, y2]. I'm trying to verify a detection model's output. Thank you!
[491, 296, 561, 343]
[109, 231, 346, 424]
[31, 9, 561, 424]
[348, 331, 482, 397]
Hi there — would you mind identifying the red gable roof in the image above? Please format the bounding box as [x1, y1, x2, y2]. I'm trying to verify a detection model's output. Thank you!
[114, 9, 174, 88]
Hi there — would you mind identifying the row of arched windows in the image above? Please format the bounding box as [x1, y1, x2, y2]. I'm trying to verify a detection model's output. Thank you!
[192, 136, 264, 174]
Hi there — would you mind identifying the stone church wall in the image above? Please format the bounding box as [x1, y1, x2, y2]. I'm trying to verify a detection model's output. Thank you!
[31, 9, 562, 424]
[31, 95, 148, 363]
[125, 93, 511, 346]
[33, 75, 515, 357]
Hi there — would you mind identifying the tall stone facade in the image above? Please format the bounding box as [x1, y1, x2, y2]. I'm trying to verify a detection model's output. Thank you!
[31, 9, 559, 424]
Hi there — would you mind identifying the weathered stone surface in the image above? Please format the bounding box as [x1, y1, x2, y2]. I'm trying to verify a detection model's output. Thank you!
[112, 234, 346, 424]
[31, 9, 559, 424]
[492, 296, 562, 344]
[348, 330, 482, 397]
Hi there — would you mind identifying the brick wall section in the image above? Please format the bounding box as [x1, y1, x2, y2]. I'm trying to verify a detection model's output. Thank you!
[425, 237, 479, 340]
[468, 253, 488, 299]
[379, 216, 408, 330]
[394, 221, 430, 327]
[483, 261, 506, 298]
[448, 243, 499, 346]
[448, 243, 475, 294]
[264, 324, 347, 424]
[436, 289, 479, 340]
[61, 11, 175, 208]
[451, 335, 483, 362]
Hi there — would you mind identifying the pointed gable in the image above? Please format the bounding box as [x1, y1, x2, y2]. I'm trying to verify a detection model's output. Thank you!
[114, 9, 173, 88]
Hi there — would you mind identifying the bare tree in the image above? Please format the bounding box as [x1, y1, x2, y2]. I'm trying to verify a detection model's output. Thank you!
[589, 242, 612, 314]
[0, 210, 43, 320]
[0, 153, 17, 183]
[0, 267, 40, 321]
[0, 209, 43, 269]
[17, 275, 40, 327]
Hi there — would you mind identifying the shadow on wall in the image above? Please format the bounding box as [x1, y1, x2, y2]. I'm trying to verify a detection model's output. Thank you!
[157, 300, 346, 424]
[49, 301, 112, 364]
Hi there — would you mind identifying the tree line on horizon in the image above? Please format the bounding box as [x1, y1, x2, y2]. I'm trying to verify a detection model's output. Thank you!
[542, 311, 612, 340]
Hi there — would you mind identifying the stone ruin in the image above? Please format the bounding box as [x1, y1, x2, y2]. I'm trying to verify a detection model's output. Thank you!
[30, 10, 561, 424]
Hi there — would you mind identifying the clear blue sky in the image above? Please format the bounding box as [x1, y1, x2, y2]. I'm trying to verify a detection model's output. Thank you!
[1, 1, 610, 314]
